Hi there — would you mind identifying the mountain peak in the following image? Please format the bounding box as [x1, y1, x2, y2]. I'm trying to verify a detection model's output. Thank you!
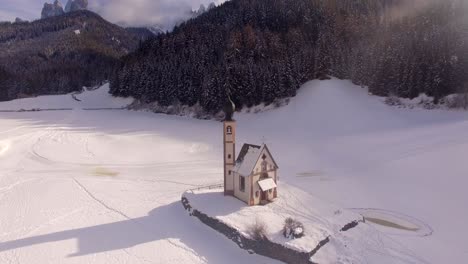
[41, 0, 65, 19]
[41, 0, 88, 19]
[65, 0, 88, 13]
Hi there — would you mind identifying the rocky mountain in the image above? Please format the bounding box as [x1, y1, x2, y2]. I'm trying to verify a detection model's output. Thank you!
[14, 18, 28, 24]
[0, 10, 141, 101]
[146, 25, 164, 36]
[65, 0, 88, 13]
[41, 0, 65, 19]
[42, 0, 88, 19]
[111, 0, 467, 114]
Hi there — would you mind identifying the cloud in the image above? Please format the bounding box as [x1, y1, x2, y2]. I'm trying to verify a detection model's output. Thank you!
[89, 0, 227, 30]
[0, 0, 42, 21]
[0, 0, 226, 28]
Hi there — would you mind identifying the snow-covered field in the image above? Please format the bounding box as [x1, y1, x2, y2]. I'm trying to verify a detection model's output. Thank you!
[186, 184, 361, 253]
[186, 184, 429, 263]
[0, 79, 467, 263]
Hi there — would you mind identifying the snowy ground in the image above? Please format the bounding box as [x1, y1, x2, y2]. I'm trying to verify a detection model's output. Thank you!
[186, 184, 361, 253]
[0, 80, 467, 263]
[186, 184, 431, 263]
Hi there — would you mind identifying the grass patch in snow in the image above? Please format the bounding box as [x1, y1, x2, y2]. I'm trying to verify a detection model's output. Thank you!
[365, 217, 419, 232]
[92, 167, 119, 177]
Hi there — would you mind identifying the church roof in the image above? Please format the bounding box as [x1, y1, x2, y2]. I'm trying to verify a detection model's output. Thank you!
[234, 144, 278, 176]
[237, 144, 261, 163]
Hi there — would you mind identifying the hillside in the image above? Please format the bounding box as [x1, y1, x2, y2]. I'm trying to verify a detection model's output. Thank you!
[111, 0, 468, 114]
[0, 10, 141, 101]
[0, 79, 467, 263]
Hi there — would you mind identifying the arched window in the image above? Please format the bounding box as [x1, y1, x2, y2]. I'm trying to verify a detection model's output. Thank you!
[226, 126, 232, 134]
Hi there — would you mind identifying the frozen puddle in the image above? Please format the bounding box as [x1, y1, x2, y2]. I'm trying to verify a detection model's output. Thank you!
[365, 217, 419, 231]
[296, 171, 324, 177]
[296, 171, 332, 181]
[351, 208, 433, 237]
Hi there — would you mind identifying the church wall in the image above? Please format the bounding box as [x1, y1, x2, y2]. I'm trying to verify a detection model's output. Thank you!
[252, 174, 261, 205]
[249, 148, 278, 205]
[234, 172, 250, 204]
[252, 148, 277, 175]
[251, 171, 277, 205]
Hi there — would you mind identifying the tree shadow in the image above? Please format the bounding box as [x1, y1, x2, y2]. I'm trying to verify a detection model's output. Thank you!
[0, 201, 258, 262]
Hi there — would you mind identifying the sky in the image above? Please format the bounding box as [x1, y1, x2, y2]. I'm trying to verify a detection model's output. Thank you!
[0, 0, 226, 28]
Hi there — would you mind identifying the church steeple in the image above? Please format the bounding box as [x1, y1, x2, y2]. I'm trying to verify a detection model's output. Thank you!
[223, 97, 236, 196]
[223, 97, 236, 121]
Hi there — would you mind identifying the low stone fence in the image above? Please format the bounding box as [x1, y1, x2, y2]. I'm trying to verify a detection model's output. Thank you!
[82, 107, 126, 110]
[0, 108, 127, 112]
[182, 188, 365, 264]
[0, 108, 73, 112]
[181, 193, 316, 264]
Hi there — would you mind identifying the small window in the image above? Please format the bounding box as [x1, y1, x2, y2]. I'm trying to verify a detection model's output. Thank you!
[261, 160, 267, 172]
[228, 170, 232, 175]
[228, 154, 232, 159]
[240, 176, 245, 192]
[226, 126, 232, 134]
[269, 189, 273, 194]
[255, 191, 260, 198]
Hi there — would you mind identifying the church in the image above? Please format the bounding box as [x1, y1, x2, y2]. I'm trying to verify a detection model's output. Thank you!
[223, 99, 279, 206]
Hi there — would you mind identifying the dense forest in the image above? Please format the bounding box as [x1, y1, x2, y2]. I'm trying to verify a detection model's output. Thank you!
[0, 11, 143, 101]
[111, 0, 468, 113]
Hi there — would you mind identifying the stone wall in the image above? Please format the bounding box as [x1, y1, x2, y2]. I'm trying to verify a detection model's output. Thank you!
[181, 194, 364, 264]
[181, 195, 316, 264]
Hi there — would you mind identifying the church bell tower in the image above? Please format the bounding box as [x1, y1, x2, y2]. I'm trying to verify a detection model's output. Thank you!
[223, 98, 236, 196]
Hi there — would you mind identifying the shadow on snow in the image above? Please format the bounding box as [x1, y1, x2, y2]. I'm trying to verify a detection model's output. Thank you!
[0, 201, 246, 262]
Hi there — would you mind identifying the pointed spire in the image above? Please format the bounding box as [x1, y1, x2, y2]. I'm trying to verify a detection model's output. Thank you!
[223, 94, 236, 121]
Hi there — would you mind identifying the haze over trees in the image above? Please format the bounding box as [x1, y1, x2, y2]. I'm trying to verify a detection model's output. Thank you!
[0, 10, 141, 101]
[111, 0, 468, 113]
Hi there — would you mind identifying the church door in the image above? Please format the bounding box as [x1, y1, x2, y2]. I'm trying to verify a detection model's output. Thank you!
[261, 190, 267, 201]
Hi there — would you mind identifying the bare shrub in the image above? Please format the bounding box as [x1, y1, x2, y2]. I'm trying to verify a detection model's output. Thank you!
[384, 95, 402, 106]
[445, 93, 468, 109]
[283, 217, 305, 239]
[248, 219, 267, 240]
[419, 98, 436, 110]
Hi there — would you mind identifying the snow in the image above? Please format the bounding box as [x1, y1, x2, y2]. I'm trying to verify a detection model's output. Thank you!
[186, 184, 429, 263]
[234, 145, 262, 176]
[0, 78, 467, 263]
[257, 178, 276, 191]
[186, 184, 360, 253]
[74, 29, 80, 35]
[0, 84, 132, 111]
